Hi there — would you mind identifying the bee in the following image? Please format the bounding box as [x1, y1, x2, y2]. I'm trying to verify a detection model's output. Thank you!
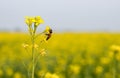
[45, 28, 52, 40]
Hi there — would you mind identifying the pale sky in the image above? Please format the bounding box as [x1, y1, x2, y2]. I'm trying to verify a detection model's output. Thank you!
[0, 0, 120, 32]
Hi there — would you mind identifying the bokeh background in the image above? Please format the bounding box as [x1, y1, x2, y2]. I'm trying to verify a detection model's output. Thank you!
[0, 0, 120, 78]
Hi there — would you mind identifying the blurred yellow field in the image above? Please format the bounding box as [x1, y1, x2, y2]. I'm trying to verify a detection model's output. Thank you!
[0, 33, 120, 78]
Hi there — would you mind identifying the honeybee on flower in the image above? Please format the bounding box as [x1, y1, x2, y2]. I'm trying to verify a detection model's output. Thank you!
[44, 26, 53, 41]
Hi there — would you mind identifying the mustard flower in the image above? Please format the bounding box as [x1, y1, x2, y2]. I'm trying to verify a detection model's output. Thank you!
[6, 68, 13, 76]
[45, 26, 51, 33]
[0, 69, 3, 76]
[40, 49, 46, 56]
[95, 66, 103, 74]
[22, 43, 29, 49]
[110, 45, 120, 54]
[45, 72, 59, 78]
[34, 16, 44, 26]
[33, 44, 39, 49]
[13, 72, 22, 78]
[25, 16, 35, 26]
[69, 65, 80, 74]
[100, 57, 110, 65]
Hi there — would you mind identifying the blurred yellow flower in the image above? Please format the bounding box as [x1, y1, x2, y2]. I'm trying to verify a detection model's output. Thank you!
[13, 72, 22, 78]
[33, 44, 39, 49]
[45, 72, 59, 78]
[104, 72, 113, 78]
[40, 49, 46, 56]
[45, 26, 51, 33]
[110, 45, 120, 54]
[25, 16, 35, 26]
[22, 43, 29, 48]
[109, 45, 120, 61]
[0, 69, 3, 76]
[87, 58, 94, 65]
[69, 64, 80, 74]
[45, 72, 51, 78]
[34, 16, 44, 26]
[95, 66, 103, 74]
[116, 53, 120, 61]
[37, 70, 45, 77]
[6, 68, 13, 76]
[100, 57, 110, 65]
[108, 51, 114, 58]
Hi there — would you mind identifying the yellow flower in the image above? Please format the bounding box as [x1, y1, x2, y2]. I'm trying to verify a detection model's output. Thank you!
[25, 16, 35, 26]
[45, 72, 52, 78]
[108, 51, 114, 58]
[100, 57, 110, 65]
[46, 26, 50, 31]
[104, 72, 113, 78]
[95, 66, 103, 74]
[33, 44, 39, 49]
[45, 72, 59, 78]
[25, 16, 44, 27]
[13, 72, 22, 78]
[40, 49, 46, 56]
[34, 16, 44, 26]
[22, 43, 29, 48]
[37, 70, 45, 77]
[116, 53, 120, 61]
[0, 69, 3, 76]
[6, 68, 13, 76]
[45, 26, 51, 33]
[110, 45, 120, 54]
[69, 64, 80, 74]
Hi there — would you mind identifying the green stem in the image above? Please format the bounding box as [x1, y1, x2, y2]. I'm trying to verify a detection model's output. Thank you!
[28, 26, 33, 36]
[31, 33, 35, 78]
[35, 32, 43, 39]
[34, 53, 41, 68]
[113, 53, 117, 78]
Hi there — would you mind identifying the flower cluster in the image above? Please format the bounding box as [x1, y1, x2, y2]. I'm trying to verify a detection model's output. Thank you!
[25, 16, 44, 27]
[24, 16, 52, 78]
[25, 16, 44, 35]
[25, 16, 52, 41]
